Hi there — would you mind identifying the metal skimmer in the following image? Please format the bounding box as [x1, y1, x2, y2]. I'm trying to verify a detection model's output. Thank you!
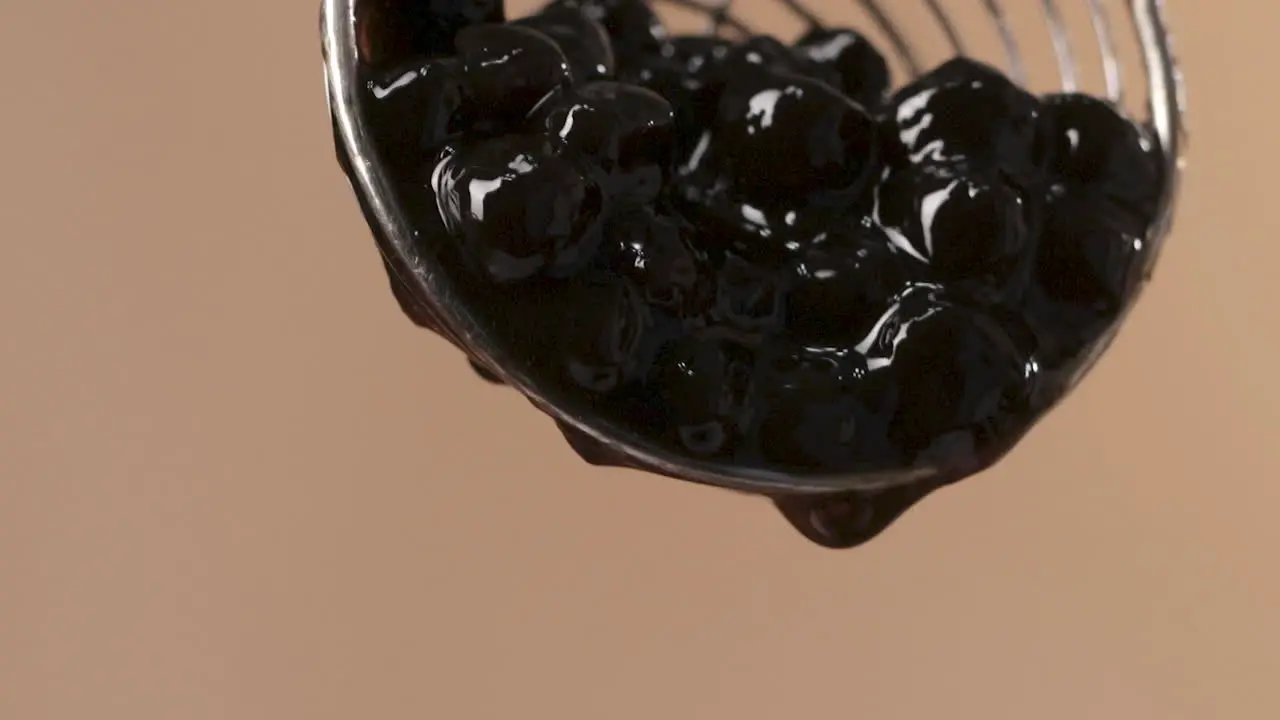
[321, 0, 1187, 548]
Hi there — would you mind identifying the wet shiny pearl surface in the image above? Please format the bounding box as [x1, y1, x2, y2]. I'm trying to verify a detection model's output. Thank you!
[878, 293, 1033, 471]
[620, 35, 733, 106]
[793, 27, 891, 110]
[784, 219, 918, 342]
[546, 0, 666, 66]
[753, 343, 886, 471]
[432, 134, 604, 282]
[606, 208, 709, 315]
[1041, 93, 1162, 227]
[710, 253, 787, 340]
[514, 5, 616, 83]
[874, 164, 1029, 286]
[884, 58, 1044, 187]
[559, 278, 654, 393]
[535, 81, 675, 205]
[713, 70, 878, 204]
[357, 0, 506, 66]
[364, 57, 468, 177]
[651, 337, 753, 456]
[1022, 192, 1147, 373]
[456, 23, 571, 122]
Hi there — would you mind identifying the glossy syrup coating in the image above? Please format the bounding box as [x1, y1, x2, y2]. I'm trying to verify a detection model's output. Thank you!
[1018, 95, 1164, 375]
[873, 163, 1030, 287]
[617, 36, 735, 168]
[741, 281, 1035, 476]
[544, 0, 667, 67]
[668, 65, 882, 260]
[357, 0, 506, 66]
[722, 35, 808, 75]
[364, 57, 469, 177]
[774, 479, 944, 549]
[455, 24, 572, 123]
[671, 181, 829, 258]
[856, 284, 1035, 471]
[793, 27, 891, 111]
[1040, 93, 1163, 227]
[629, 34, 821, 99]
[884, 58, 1044, 188]
[1022, 192, 1148, 373]
[783, 217, 919, 343]
[650, 336, 756, 457]
[620, 35, 733, 106]
[533, 81, 676, 205]
[626, 35, 830, 156]
[707, 253, 789, 342]
[514, 5, 617, 83]
[624, 33, 853, 171]
[712, 68, 879, 204]
[432, 134, 606, 283]
[559, 277, 656, 394]
[604, 207, 712, 318]
[1040, 195, 1149, 319]
[751, 343, 890, 471]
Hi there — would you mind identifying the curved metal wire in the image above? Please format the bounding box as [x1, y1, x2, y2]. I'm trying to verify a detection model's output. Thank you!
[1087, 0, 1124, 103]
[1041, 0, 1079, 93]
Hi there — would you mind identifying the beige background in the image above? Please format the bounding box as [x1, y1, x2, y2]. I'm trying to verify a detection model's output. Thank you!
[2, 1, 1276, 718]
